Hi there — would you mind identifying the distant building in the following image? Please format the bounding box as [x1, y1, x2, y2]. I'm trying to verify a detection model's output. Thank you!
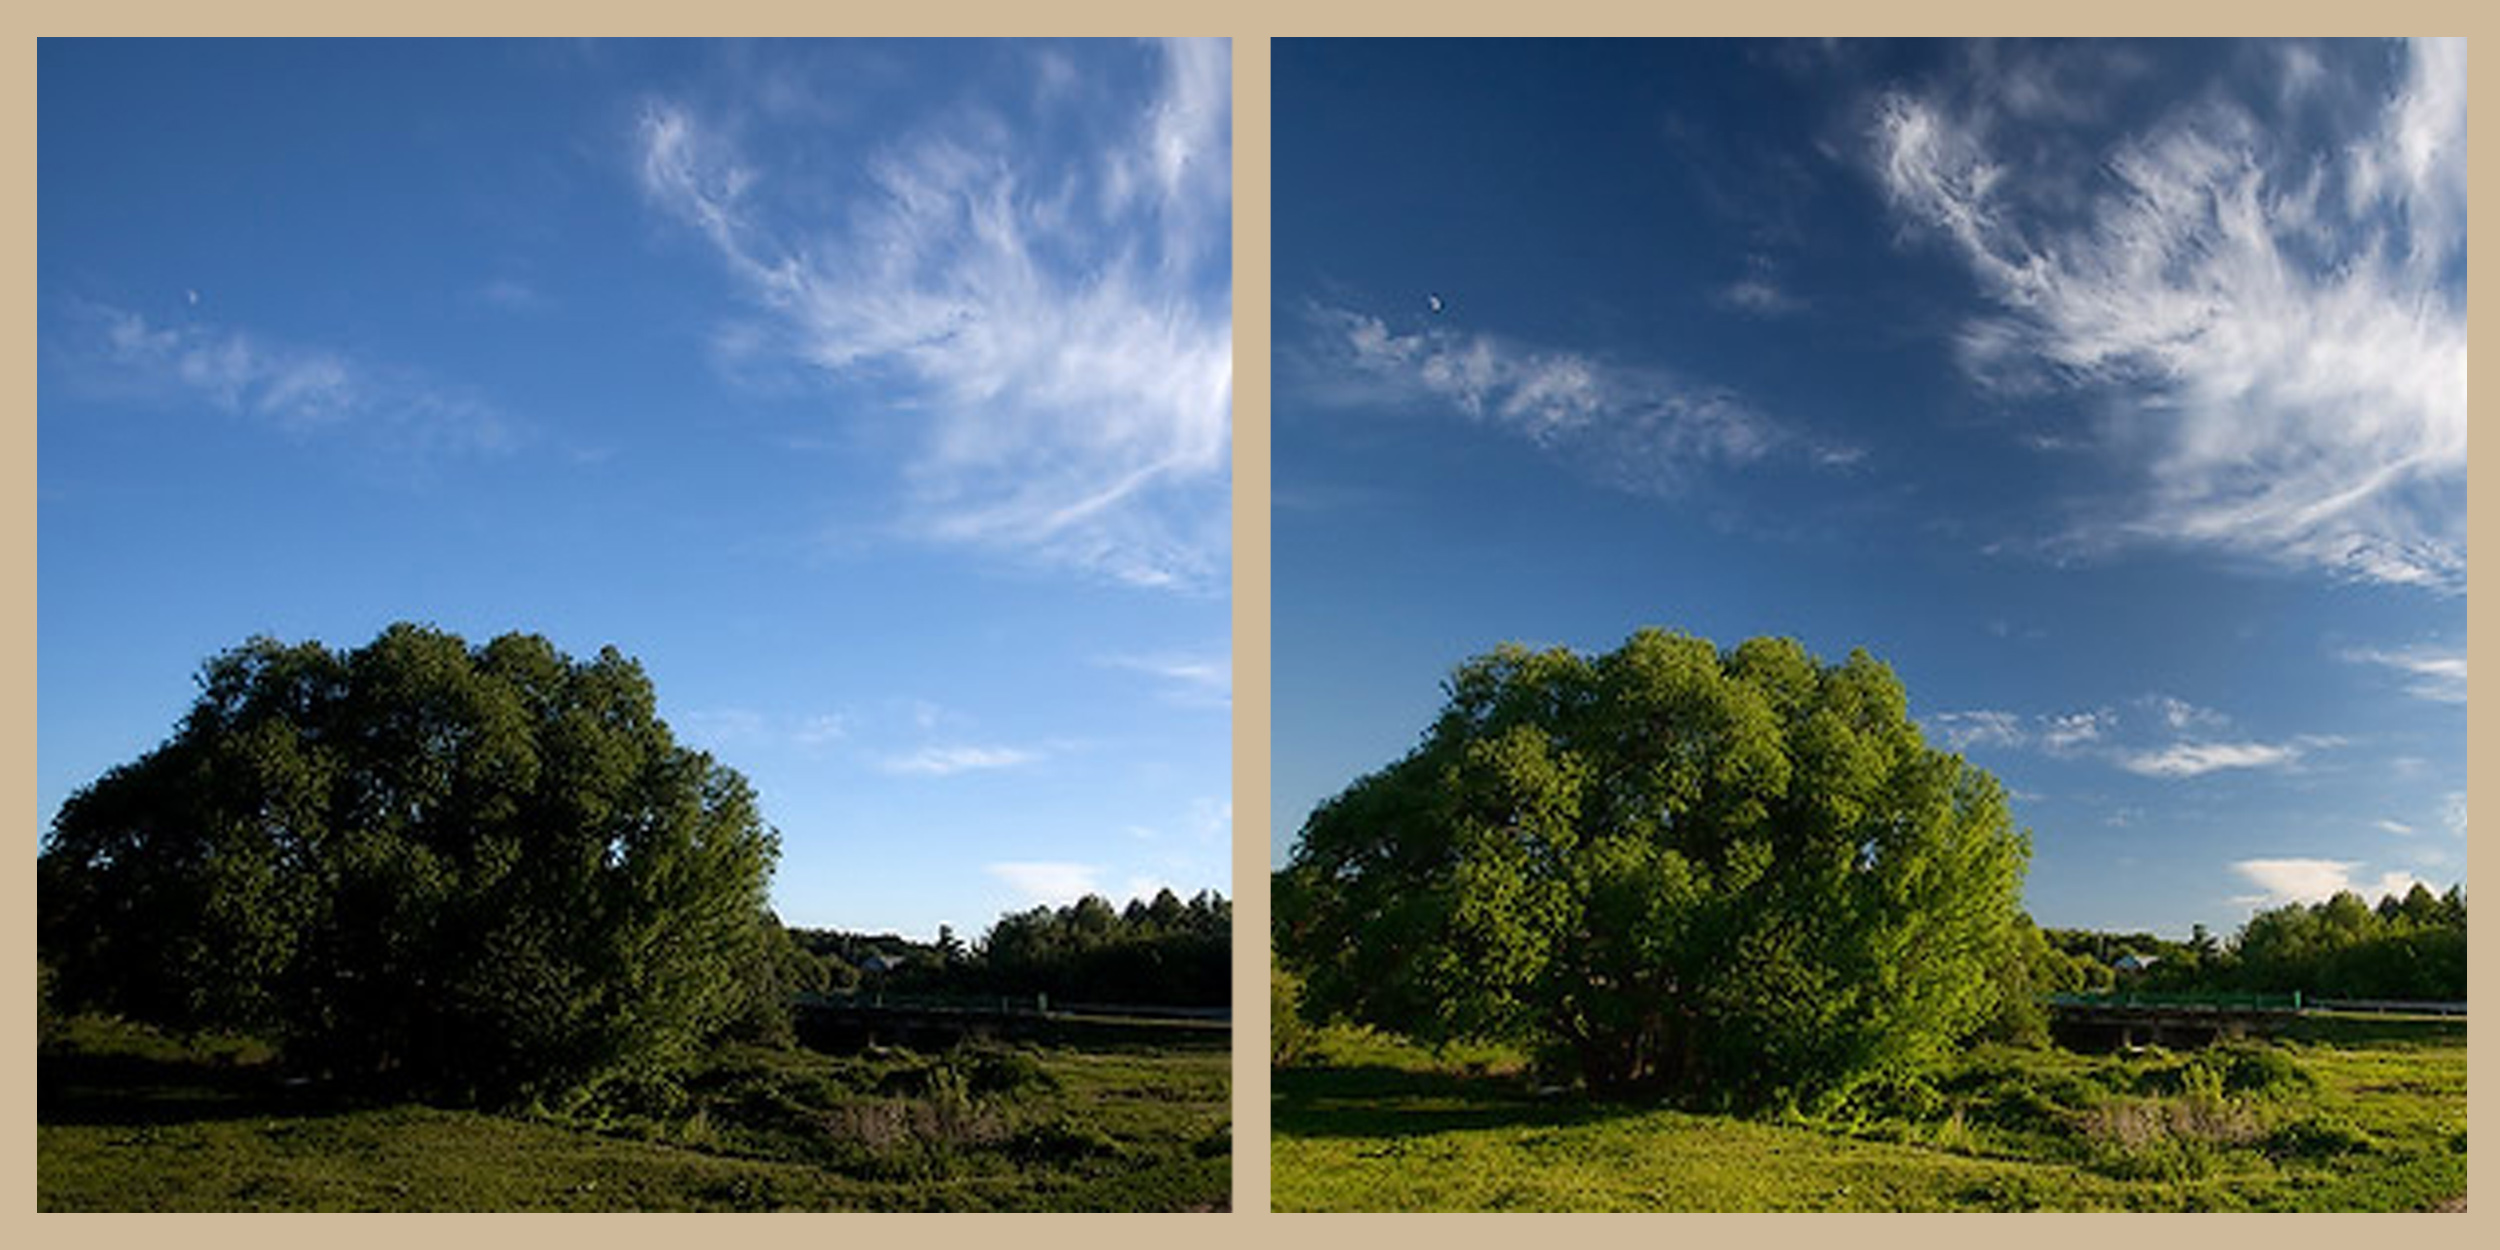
[2112, 952, 2160, 974]
[859, 952, 907, 976]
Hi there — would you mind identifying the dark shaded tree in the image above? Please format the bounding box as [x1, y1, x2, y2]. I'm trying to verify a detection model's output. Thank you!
[38, 624, 782, 1107]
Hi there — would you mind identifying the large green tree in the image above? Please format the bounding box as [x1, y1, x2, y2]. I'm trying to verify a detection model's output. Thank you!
[38, 624, 783, 1107]
[1275, 630, 2032, 1107]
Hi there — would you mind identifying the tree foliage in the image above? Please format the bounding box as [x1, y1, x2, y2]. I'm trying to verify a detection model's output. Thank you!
[1276, 629, 2032, 1106]
[785, 888, 1231, 1009]
[2229, 884, 2466, 1000]
[2042, 882, 2466, 1003]
[38, 624, 783, 1107]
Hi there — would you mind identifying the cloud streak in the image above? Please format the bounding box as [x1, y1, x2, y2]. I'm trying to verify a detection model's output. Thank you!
[1872, 39, 2467, 589]
[1932, 696, 2334, 780]
[2117, 739, 2314, 779]
[635, 39, 1231, 590]
[1299, 303, 1855, 497]
[1098, 649, 1231, 709]
[2340, 643, 2466, 704]
[67, 303, 514, 454]
[986, 860, 1104, 906]
[877, 744, 1044, 778]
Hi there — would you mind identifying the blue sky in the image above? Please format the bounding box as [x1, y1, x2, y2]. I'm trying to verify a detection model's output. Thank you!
[1271, 39, 2466, 938]
[39, 38, 1232, 939]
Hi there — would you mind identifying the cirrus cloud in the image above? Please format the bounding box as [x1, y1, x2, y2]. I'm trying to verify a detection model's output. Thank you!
[1872, 39, 2466, 590]
[636, 39, 1231, 591]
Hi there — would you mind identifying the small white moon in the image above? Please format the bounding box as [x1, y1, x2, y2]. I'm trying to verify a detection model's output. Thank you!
[1427, 293, 1446, 315]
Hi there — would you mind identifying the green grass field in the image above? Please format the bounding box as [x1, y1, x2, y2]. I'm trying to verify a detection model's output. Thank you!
[39, 1015, 1230, 1211]
[1272, 1020, 2464, 1211]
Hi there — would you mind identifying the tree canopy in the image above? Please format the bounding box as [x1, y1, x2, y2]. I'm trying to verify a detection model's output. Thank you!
[38, 624, 783, 1107]
[1276, 629, 2032, 1107]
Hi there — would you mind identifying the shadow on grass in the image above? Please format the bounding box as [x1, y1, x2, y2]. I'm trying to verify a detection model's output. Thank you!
[1274, 1063, 1658, 1143]
[38, 1047, 368, 1129]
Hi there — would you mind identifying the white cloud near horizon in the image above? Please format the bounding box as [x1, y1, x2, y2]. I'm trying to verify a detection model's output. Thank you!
[68, 303, 514, 454]
[1300, 303, 1857, 496]
[985, 860, 1218, 910]
[2230, 857, 2432, 908]
[1873, 39, 2467, 589]
[635, 39, 1231, 591]
[985, 861, 1104, 907]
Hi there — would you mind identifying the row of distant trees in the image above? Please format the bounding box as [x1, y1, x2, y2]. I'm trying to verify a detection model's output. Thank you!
[2030, 883, 2467, 1004]
[783, 889, 1231, 1009]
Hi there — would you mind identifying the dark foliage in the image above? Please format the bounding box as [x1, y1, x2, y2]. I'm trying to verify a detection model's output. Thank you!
[787, 888, 1230, 1009]
[38, 624, 783, 1107]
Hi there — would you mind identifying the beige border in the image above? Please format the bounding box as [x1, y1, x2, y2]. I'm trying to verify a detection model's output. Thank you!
[1232, 33, 1275, 1218]
[5, 13, 2491, 1241]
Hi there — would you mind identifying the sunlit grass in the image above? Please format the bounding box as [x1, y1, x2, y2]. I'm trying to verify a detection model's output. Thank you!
[1272, 1022, 2463, 1211]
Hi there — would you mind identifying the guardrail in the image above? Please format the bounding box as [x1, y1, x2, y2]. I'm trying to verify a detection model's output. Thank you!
[2046, 991, 2303, 1012]
[794, 991, 1230, 1021]
[2046, 991, 2464, 1017]
[2307, 997, 2467, 1017]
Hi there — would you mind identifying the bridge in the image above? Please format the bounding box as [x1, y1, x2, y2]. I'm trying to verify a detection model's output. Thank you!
[2046, 992, 2466, 1051]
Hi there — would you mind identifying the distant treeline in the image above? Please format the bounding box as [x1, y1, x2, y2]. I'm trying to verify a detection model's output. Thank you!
[2028, 883, 2467, 1004]
[781, 888, 1230, 1009]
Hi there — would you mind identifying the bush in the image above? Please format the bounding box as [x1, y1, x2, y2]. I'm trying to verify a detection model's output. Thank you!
[1279, 631, 2033, 1105]
[1271, 951, 1319, 1068]
[2267, 1115, 2377, 1160]
[37, 625, 784, 1108]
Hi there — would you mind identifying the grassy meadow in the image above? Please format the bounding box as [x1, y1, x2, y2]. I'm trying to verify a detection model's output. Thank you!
[1271, 1018, 2465, 1212]
[40, 1014, 1229, 1212]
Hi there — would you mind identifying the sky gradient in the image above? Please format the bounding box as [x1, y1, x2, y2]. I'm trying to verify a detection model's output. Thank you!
[40, 38, 1233, 939]
[1271, 38, 2465, 938]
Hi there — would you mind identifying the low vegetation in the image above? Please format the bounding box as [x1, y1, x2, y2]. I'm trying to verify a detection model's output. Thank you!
[1272, 1021, 2463, 1211]
[41, 1014, 1229, 1212]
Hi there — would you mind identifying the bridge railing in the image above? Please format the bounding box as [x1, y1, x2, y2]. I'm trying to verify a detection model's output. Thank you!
[793, 990, 1230, 1022]
[2046, 990, 2303, 1012]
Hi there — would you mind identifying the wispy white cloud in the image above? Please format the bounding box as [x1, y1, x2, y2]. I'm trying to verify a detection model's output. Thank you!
[2118, 737, 2331, 779]
[986, 860, 1104, 906]
[66, 303, 514, 454]
[1930, 706, 2110, 755]
[1872, 39, 2467, 589]
[478, 277, 549, 312]
[1933, 697, 2336, 781]
[1930, 709, 2027, 751]
[2142, 694, 2229, 733]
[1300, 303, 1852, 496]
[635, 39, 1231, 590]
[2230, 857, 2430, 908]
[1097, 649, 1230, 708]
[2039, 710, 2112, 754]
[2340, 643, 2466, 704]
[678, 707, 851, 752]
[2374, 818, 2416, 836]
[1716, 255, 1807, 317]
[877, 744, 1044, 778]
